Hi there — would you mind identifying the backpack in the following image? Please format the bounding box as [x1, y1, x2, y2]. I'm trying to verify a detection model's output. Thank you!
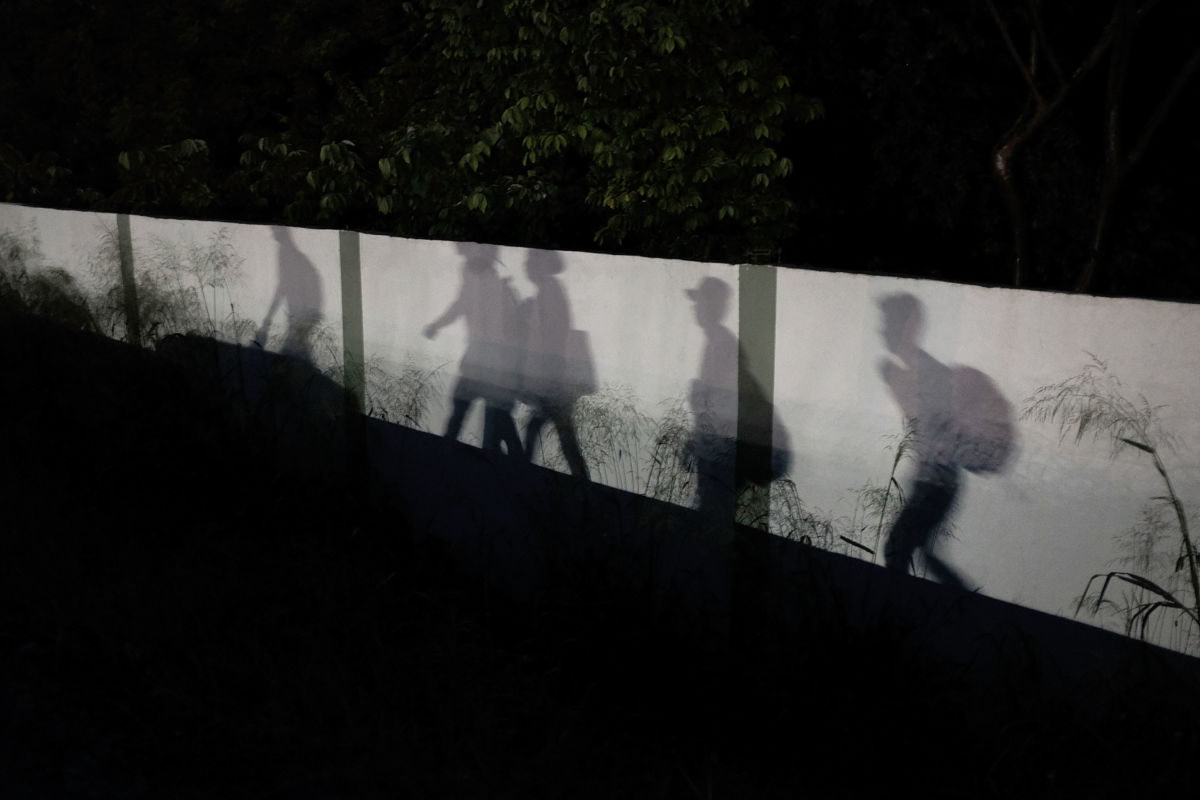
[950, 365, 1015, 474]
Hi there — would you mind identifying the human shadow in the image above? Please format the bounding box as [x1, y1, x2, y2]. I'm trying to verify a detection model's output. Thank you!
[517, 250, 594, 480]
[687, 277, 741, 530]
[877, 292, 1015, 591]
[238, 227, 343, 451]
[682, 276, 791, 653]
[424, 243, 524, 456]
[685, 276, 790, 533]
[254, 226, 323, 360]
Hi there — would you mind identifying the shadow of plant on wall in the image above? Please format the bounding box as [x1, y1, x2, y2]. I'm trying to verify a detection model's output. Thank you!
[528, 387, 696, 504]
[340, 358, 448, 432]
[1024, 356, 1200, 653]
[1100, 503, 1197, 652]
[89, 225, 256, 345]
[769, 424, 932, 566]
[0, 230, 98, 332]
[535, 382, 923, 564]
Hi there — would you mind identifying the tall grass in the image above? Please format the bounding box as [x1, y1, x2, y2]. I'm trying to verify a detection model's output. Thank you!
[1025, 356, 1200, 650]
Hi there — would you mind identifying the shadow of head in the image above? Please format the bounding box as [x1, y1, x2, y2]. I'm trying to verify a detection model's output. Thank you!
[457, 242, 499, 272]
[686, 276, 732, 327]
[878, 291, 924, 355]
[526, 249, 565, 281]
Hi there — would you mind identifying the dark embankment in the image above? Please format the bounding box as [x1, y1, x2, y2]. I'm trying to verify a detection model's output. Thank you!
[1, 310, 1198, 798]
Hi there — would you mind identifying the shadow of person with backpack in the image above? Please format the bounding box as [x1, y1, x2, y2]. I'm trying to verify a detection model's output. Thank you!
[877, 292, 1016, 591]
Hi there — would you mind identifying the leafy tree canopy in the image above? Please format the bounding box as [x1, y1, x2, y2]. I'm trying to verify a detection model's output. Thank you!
[2, 0, 1198, 298]
[1, 0, 814, 263]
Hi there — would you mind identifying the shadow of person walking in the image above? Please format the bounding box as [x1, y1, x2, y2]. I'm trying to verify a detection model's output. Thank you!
[681, 275, 791, 654]
[686, 277, 740, 534]
[423, 243, 524, 457]
[685, 276, 790, 531]
[518, 250, 593, 480]
[877, 292, 1015, 591]
[254, 226, 323, 360]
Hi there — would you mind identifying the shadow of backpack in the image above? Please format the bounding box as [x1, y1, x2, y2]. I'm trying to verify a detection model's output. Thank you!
[950, 365, 1016, 475]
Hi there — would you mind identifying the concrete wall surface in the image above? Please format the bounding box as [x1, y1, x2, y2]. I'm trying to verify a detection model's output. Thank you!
[4, 202, 1198, 655]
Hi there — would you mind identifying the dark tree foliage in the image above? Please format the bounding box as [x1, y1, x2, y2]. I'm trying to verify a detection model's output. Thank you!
[1, 0, 1197, 298]
[0, 0, 809, 263]
[769, 0, 1200, 299]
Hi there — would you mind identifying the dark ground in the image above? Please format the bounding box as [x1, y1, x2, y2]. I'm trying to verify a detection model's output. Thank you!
[1, 309, 1198, 798]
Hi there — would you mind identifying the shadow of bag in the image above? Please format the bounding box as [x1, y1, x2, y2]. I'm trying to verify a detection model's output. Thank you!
[564, 329, 597, 397]
[951, 365, 1016, 474]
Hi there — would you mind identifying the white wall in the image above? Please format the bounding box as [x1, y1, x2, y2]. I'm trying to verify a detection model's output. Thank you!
[5, 201, 1198, 653]
[0, 204, 115, 292]
[358, 230, 736, 488]
[775, 268, 1200, 644]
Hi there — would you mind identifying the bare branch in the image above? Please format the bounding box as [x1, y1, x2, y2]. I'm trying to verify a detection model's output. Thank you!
[1127, 45, 1200, 170]
[986, 0, 1044, 107]
[1029, 0, 1065, 87]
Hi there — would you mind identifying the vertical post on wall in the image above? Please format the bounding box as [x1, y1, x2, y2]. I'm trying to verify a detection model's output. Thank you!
[339, 230, 366, 414]
[339, 230, 369, 507]
[736, 262, 779, 529]
[732, 262, 779, 650]
[116, 214, 142, 346]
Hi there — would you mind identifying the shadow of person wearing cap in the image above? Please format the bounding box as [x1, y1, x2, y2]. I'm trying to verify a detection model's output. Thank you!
[686, 276, 740, 533]
[685, 276, 790, 525]
[682, 275, 791, 652]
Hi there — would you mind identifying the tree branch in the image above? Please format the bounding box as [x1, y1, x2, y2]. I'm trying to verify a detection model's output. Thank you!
[1029, 0, 1065, 88]
[986, 0, 1045, 108]
[1127, 45, 1200, 170]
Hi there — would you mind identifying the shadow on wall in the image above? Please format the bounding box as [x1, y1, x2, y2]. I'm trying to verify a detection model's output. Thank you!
[358, 374, 1189, 693]
[416, 261, 794, 531]
[416, 265, 796, 534]
[424, 243, 525, 456]
[519, 250, 593, 480]
[150, 227, 342, 475]
[0, 230, 98, 333]
[877, 292, 1016, 591]
[7, 305, 1197, 773]
[423, 245, 596, 476]
[156, 334, 347, 475]
[255, 226, 324, 360]
[686, 276, 791, 535]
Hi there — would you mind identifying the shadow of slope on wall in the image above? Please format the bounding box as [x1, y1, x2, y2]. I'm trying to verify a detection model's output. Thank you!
[8, 310, 1195, 719]
[106, 327, 1200, 692]
[153, 333, 349, 471]
[0, 313, 357, 532]
[364, 411, 1200, 695]
[11, 309, 1200, 796]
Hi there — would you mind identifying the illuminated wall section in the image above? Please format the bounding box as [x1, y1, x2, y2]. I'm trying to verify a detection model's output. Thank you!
[4, 201, 1198, 654]
[774, 268, 1200, 651]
